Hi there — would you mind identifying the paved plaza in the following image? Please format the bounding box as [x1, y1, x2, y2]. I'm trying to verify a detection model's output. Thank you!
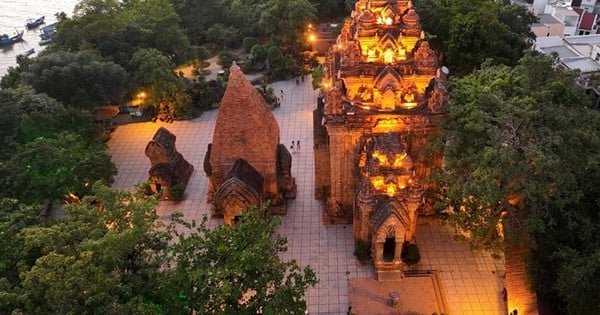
[108, 77, 507, 314]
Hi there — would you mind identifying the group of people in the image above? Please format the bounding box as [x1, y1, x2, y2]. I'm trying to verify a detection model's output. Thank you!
[290, 140, 301, 153]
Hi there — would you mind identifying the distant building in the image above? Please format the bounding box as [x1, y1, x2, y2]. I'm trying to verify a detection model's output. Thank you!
[535, 35, 600, 72]
[531, 0, 600, 36]
[531, 14, 565, 37]
[574, 9, 599, 34]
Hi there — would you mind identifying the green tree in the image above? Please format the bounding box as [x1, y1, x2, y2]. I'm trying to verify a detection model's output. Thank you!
[206, 23, 241, 49]
[415, 0, 536, 74]
[224, 0, 265, 37]
[0, 55, 32, 89]
[128, 48, 184, 110]
[118, 0, 189, 62]
[170, 92, 193, 120]
[242, 37, 258, 53]
[171, 0, 228, 44]
[0, 188, 318, 313]
[22, 50, 128, 109]
[310, 0, 351, 20]
[0, 199, 42, 296]
[0, 132, 116, 205]
[163, 206, 318, 313]
[10, 183, 170, 314]
[432, 53, 600, 313]
[57, 0, 189, 65]
[259, 0, 317, 49]
[0, 87, 68, 157]
[55, 0, 124, 59]
[251, 44, 267, 62]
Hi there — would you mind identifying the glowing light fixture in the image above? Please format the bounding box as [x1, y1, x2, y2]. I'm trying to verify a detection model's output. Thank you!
[383, 49, 394, 64]
[386, 185, 396, 196]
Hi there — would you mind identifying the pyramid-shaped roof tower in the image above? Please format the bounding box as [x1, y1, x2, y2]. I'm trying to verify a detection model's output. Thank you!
[210, 63, 280, 171]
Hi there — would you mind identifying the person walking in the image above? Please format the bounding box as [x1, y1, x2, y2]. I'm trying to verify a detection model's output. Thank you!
[296, 140, 301, 152]
[290, 141, 295, 153]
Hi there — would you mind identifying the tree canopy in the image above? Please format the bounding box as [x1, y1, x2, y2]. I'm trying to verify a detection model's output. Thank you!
[432, 53, 600, 313]
[2, 183, 169, 314]
[128, 48, 185, 108]
[164, 206, 318, 313]
[0, 185, 317, 314]
[55, 0, 189, 65]
[171, 0, 316, 50]
[0, 132, 116, 205]
[22, 50, 128, 109]
[415, 0, 537, 74]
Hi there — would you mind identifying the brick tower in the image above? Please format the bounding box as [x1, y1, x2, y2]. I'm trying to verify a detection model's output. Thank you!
[313, 0, 448, 279]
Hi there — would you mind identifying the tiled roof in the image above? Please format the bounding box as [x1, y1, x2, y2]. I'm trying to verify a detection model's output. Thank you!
[580, 12, 596, 30]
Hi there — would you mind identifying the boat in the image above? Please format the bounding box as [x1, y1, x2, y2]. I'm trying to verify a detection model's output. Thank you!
[39, 38, 52, 46]
[0, 30, 24, 47]
[26, 16, 45, 29]
[17, 48, 35, 59]
[39, 23, 57, 40]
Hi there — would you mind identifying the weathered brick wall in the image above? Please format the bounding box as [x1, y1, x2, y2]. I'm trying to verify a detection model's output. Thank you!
[210, 64, 280, 197]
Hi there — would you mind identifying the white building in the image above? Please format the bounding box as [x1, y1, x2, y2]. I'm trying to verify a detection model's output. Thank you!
[535, 35, 600, 72]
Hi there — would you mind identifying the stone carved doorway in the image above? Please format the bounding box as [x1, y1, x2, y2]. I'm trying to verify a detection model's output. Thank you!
[383, 237, 396, 262]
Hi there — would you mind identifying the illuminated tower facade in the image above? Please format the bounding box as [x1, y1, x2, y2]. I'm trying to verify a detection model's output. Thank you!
[313, 0, 448, 280]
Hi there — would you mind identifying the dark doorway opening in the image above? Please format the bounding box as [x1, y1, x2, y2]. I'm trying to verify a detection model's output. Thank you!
[383, 238, 395, 262]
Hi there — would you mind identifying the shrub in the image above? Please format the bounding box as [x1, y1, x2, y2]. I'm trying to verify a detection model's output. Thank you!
[250, 44, 266, 62]
[171, 93, 193, 120]
[192, 45, 210, 61]
[312, 65, 324, 90]
[354, 239, 371, 262]
[169, 184, 185, 201]
[267, 46, 283, 69]
[242, 60, 254, 73]
[135, 180, 153, 196]
[242, 37, 257, 53]
[257, 83, 276, 106]
[401, 242, 421, 265]
[217, 51, 236, 68]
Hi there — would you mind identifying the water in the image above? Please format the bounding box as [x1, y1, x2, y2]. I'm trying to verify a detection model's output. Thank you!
[0, 0, 79, 78]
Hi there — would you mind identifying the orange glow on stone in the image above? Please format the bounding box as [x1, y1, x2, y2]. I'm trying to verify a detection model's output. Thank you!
[386, 185, 396, 196]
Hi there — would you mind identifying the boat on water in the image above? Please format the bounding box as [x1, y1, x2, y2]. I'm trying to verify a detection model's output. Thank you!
[26, 16, 45, 29]
[0, 30, 24, 47]
[17, 48, 35, 59]
[39, 23, 57, 40]
[39, 38, 52, 46]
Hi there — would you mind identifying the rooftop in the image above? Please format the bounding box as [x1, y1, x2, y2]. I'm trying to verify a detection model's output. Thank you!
[535, 36, 600, 72]
[579, 12, 596, 30]
[535, 14, 563, 25]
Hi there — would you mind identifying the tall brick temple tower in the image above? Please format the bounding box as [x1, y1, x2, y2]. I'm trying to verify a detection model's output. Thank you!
[313, 0, 448, 280]
[205, 63, 296, 225]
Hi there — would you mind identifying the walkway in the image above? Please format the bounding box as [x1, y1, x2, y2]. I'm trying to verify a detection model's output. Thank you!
[107, 77, 506, 314]
[175, 55, 262, 83]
